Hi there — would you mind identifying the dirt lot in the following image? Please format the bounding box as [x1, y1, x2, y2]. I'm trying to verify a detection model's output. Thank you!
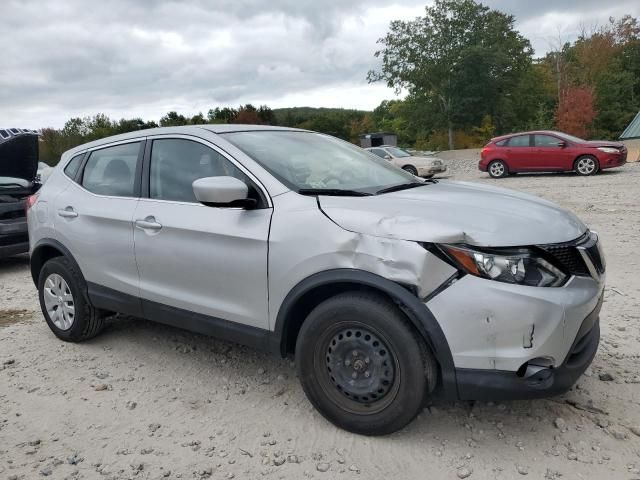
[1, 162, 639, 480]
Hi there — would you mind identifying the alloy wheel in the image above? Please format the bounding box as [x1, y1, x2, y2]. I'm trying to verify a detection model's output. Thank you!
[43, 273, 75, 330]
[577, 157, 597, 175]
[489, 161, 505, 177]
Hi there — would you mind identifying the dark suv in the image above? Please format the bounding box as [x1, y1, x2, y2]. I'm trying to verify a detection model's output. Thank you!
[0, 128, 40, 258]
[479, 130, 627, 178]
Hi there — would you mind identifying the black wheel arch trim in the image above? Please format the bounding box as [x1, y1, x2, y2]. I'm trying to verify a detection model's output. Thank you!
[30, 238, 84, 286]
[274, 268, 458, 399]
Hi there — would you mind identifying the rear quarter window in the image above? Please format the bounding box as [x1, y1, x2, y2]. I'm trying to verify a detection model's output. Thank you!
[63, 154, 84, 180]
[495, 139, 508, 146]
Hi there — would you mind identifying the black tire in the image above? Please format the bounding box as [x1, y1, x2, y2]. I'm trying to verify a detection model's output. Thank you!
[488, 160, 509, 178]
[574, 155, 599, 176]
[402, 165, 418, 176]
[295, 292, 435, 435]
[38, 257, 105, 342]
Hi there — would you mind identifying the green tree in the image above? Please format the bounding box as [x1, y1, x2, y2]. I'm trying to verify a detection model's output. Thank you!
[368, 0, 532, 149]
[159, 111, 189, 127]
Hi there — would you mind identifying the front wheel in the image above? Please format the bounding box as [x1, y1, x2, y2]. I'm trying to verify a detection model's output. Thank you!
[488, 160, 509, 178]
[574, 155, 599, 176]
[295, 292, 435, 435]
[402, 165, 418, 176]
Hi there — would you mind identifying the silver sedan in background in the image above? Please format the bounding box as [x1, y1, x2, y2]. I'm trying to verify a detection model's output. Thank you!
[366, 145, 447, 177]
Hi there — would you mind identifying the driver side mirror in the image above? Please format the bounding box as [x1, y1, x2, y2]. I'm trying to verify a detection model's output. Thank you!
[556, 141, 567, 148]
[192, 176, 256, 209]
[384, 155, 392, 160]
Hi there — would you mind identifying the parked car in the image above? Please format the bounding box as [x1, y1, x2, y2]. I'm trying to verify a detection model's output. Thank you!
[479, 130, 627, 178]
[0, 128, 40, 258]
[366, 145, 447, 177]
[28, 125, 604, 435]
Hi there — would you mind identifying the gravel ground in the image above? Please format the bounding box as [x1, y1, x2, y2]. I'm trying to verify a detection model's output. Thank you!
[1, 160, 640, 480]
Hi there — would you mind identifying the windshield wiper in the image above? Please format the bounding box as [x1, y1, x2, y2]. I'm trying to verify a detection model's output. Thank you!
[297, 188, 373, 197]
[376, 182, 429, 195]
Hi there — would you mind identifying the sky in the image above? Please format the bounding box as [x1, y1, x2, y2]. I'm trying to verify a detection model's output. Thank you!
[0, 0, 637, 128]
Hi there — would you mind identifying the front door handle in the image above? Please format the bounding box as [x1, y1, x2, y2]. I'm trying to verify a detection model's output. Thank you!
[57, 207, 78, 218]
[135, 216, 162, 231]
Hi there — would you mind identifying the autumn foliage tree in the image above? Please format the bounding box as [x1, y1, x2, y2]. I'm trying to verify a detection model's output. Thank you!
[555, 87, 597, 138]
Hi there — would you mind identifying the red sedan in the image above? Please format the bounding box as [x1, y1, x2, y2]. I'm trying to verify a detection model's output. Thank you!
[479, 130, 627, 178]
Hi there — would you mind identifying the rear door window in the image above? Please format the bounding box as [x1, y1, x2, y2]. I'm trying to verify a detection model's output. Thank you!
[81, 142, 141, 197]
[507, 135, 531, 147]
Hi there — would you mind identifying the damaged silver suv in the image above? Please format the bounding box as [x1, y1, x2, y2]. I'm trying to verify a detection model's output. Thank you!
[27, 126, 604, 435]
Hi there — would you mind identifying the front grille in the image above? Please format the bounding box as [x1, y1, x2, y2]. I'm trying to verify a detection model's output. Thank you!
[540, 243, 590, 276]
[538, 231, 604, 279]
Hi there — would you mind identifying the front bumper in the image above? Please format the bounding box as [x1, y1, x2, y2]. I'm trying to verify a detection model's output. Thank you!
[418, 165, 447, 176]
[599, 152, 627, 169]
[455, 292, 601, 400]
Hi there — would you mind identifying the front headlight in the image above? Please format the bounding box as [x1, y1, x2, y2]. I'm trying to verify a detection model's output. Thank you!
[597, 147, 619, 154]
[439, 245, 567, 287]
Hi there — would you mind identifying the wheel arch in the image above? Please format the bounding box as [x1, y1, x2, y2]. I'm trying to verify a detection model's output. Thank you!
[273, 268, 458, 399]
[30, 239, 83, 286]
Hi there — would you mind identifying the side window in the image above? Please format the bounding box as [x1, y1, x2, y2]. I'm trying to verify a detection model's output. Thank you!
[63, 153, 84, 180]
[81, 142, 141, 197]
[507, 135, 531, 147]
[495, 139, 507, 146]
[149, 138, 254, 203]
[534, 135, 562, 147]
[369, 148, 387, 158]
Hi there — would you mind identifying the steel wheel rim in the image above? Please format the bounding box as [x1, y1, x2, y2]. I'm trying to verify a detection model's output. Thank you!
[315, 321, 400, 415]
[43, 273, 75, 330]
[490, 162, 505, 176]
[577, 158, 596, 174]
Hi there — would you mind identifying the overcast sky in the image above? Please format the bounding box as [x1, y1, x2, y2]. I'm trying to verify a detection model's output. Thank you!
[1, 0, 637, 128]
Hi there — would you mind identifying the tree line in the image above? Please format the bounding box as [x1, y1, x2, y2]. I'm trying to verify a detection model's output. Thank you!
[39, 0, 640, 164]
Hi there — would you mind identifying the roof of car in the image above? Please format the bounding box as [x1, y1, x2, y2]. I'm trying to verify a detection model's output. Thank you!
[62, 124, 308, 158]
[491, 130, 566, 142]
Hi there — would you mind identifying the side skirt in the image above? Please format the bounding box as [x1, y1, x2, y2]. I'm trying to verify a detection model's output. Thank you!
[87, 282, 279, 354]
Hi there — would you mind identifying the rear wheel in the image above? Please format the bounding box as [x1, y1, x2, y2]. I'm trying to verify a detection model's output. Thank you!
[402, 165, 418, 176]
[295, 292, 435, 435]
[574, 155, 599, 176]
[488, 160, 508, 178]
[38, 257, 105, 342]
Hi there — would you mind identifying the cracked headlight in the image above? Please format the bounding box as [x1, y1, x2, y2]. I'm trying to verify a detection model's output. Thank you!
[439, 245, 567, 287]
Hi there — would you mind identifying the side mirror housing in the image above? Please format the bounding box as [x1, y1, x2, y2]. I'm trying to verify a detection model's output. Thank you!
[192, 176, 256, 208]
[384, 155, 392, 160]
[557, 141, 567, 148]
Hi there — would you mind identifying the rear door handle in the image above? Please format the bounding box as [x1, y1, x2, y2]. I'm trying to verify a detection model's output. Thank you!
[57, 207, 78, 218]
[135, 216, 162, 231]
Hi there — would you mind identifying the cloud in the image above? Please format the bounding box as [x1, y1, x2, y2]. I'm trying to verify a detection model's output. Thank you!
[0, 0, 637, 128]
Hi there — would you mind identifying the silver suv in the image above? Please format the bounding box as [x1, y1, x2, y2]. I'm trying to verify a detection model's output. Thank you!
[27, 125, 604, 435]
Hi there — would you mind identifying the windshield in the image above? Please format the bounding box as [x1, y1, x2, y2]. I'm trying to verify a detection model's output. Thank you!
[386, 147, 411, 158]
[222, 131, 417, 194]
[554, 132, 585, 143]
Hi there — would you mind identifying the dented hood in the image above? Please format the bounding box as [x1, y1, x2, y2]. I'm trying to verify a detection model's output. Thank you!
[318, 180, 587, 247]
